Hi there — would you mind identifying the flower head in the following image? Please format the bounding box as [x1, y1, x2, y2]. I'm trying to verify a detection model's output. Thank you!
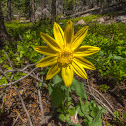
[34, 21, 100, 87]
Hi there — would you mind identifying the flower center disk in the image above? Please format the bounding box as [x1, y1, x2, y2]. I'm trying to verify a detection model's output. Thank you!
[58, 49, 73, 66]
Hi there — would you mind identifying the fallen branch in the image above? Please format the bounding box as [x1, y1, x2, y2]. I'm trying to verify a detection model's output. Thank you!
[0, 67, 38, 86]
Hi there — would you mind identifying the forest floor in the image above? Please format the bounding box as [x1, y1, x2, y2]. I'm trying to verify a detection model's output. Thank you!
[0, 71, 125, 126]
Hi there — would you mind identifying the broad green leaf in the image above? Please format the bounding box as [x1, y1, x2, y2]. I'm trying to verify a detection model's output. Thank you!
[91, 107, 99, 117]
[53, 74, 62, 84]
[90, 109, 102, 126]
[81, 100, 90, 115]
[71, 78, 87, 99]
[50, 84, 65, 108]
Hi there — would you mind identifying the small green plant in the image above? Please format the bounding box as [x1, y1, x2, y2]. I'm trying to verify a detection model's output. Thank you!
[112, 110, 126, 126]
[100, 84, 110, 93]
[48, 75, 106, 125]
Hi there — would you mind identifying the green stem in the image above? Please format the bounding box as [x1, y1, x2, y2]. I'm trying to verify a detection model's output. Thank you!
[66, 87, 69, 113]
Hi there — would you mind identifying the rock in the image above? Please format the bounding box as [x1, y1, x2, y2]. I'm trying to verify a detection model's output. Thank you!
[116, 16, 126, 23]
[97, 17, 105, 24]
[77, 19, 86, 25]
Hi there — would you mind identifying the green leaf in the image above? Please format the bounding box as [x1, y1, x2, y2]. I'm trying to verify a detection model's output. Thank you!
[21, 73, 27, 76]
[57, 108, 63, 113]
[86, 115, 93, 122]
[3, 64, 11, 70]
[16, 57, 20, 61]
[50, 83, 65, 108]
[14, 75, 20, 80]
[53, 74, 62, 84]
[38, 82, 42, 87]
[114, 110, 119, 118]
[6, 72, 12, 78]
[59, 114, 65, 122]
[66, 115, 71, 123]
[81, 101, 90, 115]
[78, 98, 90, 116]
[0, 77, 8, 85]
[91, 107, 99, 117]
[5, 79, 8, 84]
[99, 50, 104, 56]
[68, 108, 75, 116]
[71, 78, 87, 99]
[76, 105, 84, 117]
[48, 84, 54, 95]
[90, 109, 102, 126]
[0, 59, 3, 63]
[123, 112, 126, 121]
[112, 55, 124, 60]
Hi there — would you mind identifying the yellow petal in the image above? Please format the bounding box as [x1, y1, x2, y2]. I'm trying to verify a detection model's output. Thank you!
[72, 60, 87, 79]
[34, 46, 58, 56]
[36, 56, 57, 67]
[40, 32, 61, 51]
[71, 26, 89, 50]
[46, 64, 61, 80]
[53, 22, 64, 48]
[73, 57, 96, 70]
[74, 46, 100, 57]
[64, 20, 74, 47]
[62, 65, 74, 87]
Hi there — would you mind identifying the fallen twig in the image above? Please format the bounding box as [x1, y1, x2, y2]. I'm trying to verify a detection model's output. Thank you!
[0, 67, 46, 87]
[36, 73, 45, 124]
[86, 79, 114, 111]
[86, 79, 116, 118]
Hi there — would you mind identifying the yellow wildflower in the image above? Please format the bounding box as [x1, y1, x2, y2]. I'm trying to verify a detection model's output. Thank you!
[34, 21, 100, 87]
